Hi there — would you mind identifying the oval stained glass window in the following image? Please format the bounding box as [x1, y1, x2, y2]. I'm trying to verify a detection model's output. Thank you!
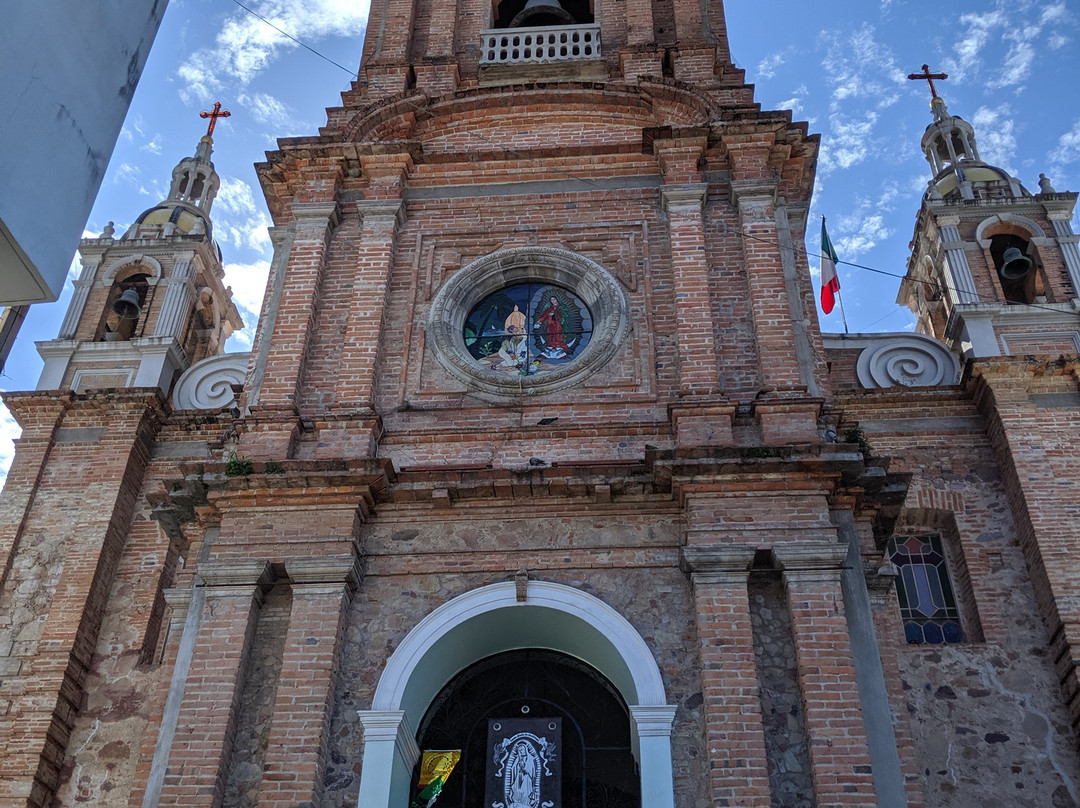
[463, 283, 593, 377]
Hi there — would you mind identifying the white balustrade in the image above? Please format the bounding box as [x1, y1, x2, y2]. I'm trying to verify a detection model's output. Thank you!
[480, 25, 601, 66]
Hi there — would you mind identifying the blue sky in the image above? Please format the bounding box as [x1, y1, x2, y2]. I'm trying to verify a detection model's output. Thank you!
[1, 0, 1078, 477]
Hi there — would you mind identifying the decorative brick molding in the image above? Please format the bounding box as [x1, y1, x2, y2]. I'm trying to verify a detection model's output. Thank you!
[171, 352, 250, 410]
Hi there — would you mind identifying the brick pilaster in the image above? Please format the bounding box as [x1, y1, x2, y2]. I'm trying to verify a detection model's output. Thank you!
[255, 556, 360, 808]
[776, 542, 878, 806]
[0, 393, 70, 586]
[866, 569, 927, 808]
[253, 201, 340, 413]
[726, 138, 806, 395]
[156, 560, 271, 808]
[0, 391, 162, 808]
[332, 197, 406, 413]
[661, 183, 721, 398]
[682, 546, 772, 807]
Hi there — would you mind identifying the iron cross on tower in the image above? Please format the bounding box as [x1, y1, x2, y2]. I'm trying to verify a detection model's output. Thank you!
[199, 102, 231, 137]
[907, 64, 949, 99]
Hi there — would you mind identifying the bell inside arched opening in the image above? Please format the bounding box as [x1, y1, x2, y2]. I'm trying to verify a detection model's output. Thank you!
[98, 273, 151, 342]
[989, 233, 1040, 305]
[494, 0, 592, 28]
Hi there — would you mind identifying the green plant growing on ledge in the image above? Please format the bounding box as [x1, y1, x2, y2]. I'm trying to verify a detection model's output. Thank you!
[264, 461, 285, 474]
[843, 425, 873, 460]
[225, 452, 254, 477]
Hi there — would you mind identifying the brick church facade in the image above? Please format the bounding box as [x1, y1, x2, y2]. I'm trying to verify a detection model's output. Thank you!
[3, 0, 1080, 806]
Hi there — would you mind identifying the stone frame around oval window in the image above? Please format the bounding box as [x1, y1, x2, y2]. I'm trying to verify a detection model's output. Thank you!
[428, 246, 630, 396]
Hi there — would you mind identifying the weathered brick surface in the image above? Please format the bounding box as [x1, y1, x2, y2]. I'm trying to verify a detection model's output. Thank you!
[4, 0, 1080, 806]
[838, 384, 1080, 806]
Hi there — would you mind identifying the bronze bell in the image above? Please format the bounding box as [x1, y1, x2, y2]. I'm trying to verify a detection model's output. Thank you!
[111, 288, 142, 320]
[510, 0, 576, 27]
[999, 246, 1033, 280]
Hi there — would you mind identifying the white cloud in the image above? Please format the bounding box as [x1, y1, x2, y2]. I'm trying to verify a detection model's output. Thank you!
[757, 52, 785, 80]
[776, 84, 808, 119]
[241, 92, 292, 128]
[818, 111, 879, 174]
[177, 0, 368, 102]
[953, 8, 1006, 79]
[948, 1, 1066, 87]
[832, 184, 899, 259]
[1048, 119, 1080, 180]
[813, 24, 907, 176]
[223, 260, 272, 349]
[972, 106, 1018, 173]
[214, 177, 273, 253]
[0, 399, 22, 490]
[141, 136, 164, 156]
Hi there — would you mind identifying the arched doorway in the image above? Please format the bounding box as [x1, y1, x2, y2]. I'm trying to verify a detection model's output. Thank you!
[417, 649, 640, 808]
[355, 581, 676, 808]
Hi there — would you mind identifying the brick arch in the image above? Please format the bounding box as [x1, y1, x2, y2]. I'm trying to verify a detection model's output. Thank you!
[975, 213, 1046, 244]
[101, 254, 162, 286]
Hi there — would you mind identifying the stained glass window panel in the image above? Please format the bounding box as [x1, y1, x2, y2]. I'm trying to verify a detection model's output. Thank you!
[888, 534, 964, 645]
[464, 283, 593, 377]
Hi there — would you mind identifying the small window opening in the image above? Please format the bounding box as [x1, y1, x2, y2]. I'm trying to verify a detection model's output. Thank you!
[889, 534, 964, 644]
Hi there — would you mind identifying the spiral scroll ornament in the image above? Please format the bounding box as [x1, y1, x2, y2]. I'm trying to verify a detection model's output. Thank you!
[853, 335, 961, 389]
[172, 353, 251, 410]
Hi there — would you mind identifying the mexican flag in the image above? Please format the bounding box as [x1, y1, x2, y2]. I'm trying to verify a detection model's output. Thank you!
[820, 218, 840, 315]
[410, 750, 461, 808]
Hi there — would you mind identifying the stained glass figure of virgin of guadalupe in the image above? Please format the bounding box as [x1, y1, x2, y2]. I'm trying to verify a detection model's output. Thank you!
[463, 284, 592, 377]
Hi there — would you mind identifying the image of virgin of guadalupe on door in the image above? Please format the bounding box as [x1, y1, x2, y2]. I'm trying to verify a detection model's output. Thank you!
[485, 717, 561, 808]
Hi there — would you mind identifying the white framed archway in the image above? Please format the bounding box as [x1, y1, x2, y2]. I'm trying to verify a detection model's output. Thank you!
[356, 580, 677, 808]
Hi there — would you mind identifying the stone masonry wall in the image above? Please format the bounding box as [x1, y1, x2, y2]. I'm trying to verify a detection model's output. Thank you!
[322, 508, 711, 808]
[838, 387, 1080, 807]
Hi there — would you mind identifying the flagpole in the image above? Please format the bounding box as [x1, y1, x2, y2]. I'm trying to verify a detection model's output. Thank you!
[819, 215, 849, 334]
[836, 288, 850, 334]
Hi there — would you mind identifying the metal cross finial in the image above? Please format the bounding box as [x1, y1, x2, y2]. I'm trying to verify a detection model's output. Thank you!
[199, 102, 231, 137]
[907, 64, 949, 99]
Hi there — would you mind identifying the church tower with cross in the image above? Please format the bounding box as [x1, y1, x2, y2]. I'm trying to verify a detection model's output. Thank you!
[4, 4, 1080, 808]
[897, 80, 1080, 359]
[33, 116, 242, 398]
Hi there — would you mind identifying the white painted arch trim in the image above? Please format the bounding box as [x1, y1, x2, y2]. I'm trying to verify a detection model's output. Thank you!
[357, 580, 676, 808]
[101, 253, 163, 285]
[975, 213, 1046, 244]
[372, 580, 667, 711]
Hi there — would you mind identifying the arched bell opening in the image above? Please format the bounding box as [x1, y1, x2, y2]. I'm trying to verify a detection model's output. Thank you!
[989, 233, 1041, 305]
[415, 649, 640, 808]
[493, 0, 593, 28]
[97, 273, 151, 342]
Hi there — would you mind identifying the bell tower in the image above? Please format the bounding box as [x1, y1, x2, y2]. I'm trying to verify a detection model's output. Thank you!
[35, 109, 242, 396]
[898, 80, 1080, 358]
